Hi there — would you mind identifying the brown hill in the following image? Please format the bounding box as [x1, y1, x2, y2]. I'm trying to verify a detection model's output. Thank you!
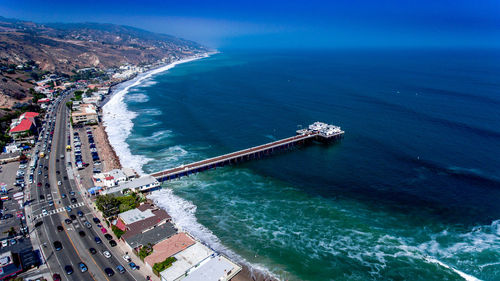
[0, 16, 208, 108]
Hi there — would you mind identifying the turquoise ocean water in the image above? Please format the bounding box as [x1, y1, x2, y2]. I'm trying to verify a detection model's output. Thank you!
[103, 49, 500, 281]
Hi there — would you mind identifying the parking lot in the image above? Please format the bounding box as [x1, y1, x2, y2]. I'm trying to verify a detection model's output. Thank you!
[0, 161, 31, 253]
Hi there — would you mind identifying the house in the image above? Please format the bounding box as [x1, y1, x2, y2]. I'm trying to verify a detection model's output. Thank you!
[117, 203, 171, 234]
[159, 242, 214, 281]
[9, 112, 39, 140]
[0, 251, 23, 280]
[101, 176, 160, 195]
[123, 221, 177, 251]
[182, 254, 242, 281]
[144, 233, 195, 269]
[71, 104, 98, 124]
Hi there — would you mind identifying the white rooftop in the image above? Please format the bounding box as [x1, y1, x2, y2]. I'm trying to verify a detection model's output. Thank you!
[183, 254, 241, 281]
[160, 242, 214, 281]
[119, 208, 155, 225]
[102, 175, 159, 195]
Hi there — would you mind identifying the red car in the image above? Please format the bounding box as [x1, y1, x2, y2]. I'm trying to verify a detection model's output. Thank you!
[37, 182, 42, 187]
[52, 273, 61, 281]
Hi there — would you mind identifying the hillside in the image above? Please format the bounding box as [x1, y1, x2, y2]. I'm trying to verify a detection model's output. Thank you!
[0, 16, 208, 108]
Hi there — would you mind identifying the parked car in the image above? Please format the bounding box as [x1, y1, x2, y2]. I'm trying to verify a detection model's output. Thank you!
[71, 198, 77, 204]
[84, 221, 92, 228]
[92, 217, 101, 224]
[109, 240, 117, 247]
[64, 219, 72, 224]
[128, 262, 137, 270]
[94, 236, 102, 244]
[104, 234, 113, 240]
[103, 251, 112, 258]
[116, 265, 126, 274]
[123, 255, 131, 262]
[57, 225, 64, 232]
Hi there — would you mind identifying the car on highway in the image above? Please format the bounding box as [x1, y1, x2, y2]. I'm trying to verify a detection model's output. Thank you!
[103, 250, 112, 258]
[64, 265, 73, 275]
[84, 221, 92, 228]
[116, 265, 126, 274]
[70, 191, 75, 196]
[61, 193, 66, 198]
[52, 273, 61, 281]
[77, 210, 83, 217]
[48, 200, 54, 206]
[104, 267, 115, 276]
[56, 170, 60, 174]
[66, 206, 71, 212]
[78, 231, 85, 237]
[53, 241, 62, 251]
[94, 237, 102, 244]
[78, 262, 88, 272]
[42, 209, 48, 216]
[71, 198, 77, 204]
[9, 239, 16, 245]
[64, 219, 72, 224]
[57, 225, 64, 232]
[57, 181, 62, 185]
[39, 195, 44, 200]
[37, 182, 42, 187]
[104, 234, 113, 240]
[89, 247, 97, 255]
[109, 240, 117, 247]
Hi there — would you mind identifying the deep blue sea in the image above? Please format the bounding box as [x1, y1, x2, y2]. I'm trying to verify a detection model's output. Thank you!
[103, 49, 500, 281]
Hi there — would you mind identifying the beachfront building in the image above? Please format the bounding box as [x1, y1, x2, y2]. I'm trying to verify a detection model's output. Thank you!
[182, 254, 242, 281]
[116, 204, 172, 251]
[71, 103, 98, 124]
[93, 168, 128, 187]
[9, 112, 39, 140]
[158, 242, 214, 281]
[144, 233, 195, 270]
[101, 175, 160, 195]
[123, 221, 177, 251]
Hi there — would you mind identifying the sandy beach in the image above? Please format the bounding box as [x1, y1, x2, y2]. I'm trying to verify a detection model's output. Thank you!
[99, 54, 278, 281]
[93, 123, 122, 172]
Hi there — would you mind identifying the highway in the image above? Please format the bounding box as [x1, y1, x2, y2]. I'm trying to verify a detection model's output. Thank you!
[29, 91, 139, 281]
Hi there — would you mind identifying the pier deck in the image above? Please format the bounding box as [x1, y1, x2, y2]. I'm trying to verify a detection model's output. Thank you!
[150, 122, 344, 182]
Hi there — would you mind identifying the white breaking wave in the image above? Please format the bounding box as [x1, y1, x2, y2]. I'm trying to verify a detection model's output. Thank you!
[126, 92, 149, 103]
[102, 53, 212, 175]
[424, 257, 482, 281]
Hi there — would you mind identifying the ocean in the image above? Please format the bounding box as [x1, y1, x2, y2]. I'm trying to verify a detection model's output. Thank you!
[103, 49, 500, 281]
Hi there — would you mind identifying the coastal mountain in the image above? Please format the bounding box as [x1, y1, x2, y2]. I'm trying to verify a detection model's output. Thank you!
[0, 16, 207, 108]
[0, 16, 207, 72]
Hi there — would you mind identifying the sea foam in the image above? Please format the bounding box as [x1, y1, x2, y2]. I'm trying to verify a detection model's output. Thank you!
[102, 53, 212, 175]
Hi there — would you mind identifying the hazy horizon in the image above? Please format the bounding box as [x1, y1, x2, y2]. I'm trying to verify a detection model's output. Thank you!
[1, 0, 499, 49]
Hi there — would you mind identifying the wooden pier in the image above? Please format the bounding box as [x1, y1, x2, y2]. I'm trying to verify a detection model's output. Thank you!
[150, 122, 344, 183]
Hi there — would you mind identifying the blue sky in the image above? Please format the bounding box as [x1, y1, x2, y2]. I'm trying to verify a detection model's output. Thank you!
[1, 0, 499, 48]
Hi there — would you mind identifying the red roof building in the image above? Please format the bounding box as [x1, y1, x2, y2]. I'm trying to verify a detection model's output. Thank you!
[9, 112, 39, 137]
[37, 98, 51, 103]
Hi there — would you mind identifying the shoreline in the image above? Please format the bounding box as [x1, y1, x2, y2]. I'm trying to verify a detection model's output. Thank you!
[99, 53, 278, 281]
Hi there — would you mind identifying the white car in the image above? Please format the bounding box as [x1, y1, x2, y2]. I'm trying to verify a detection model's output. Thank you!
[42, 209, 48, 216]
[123, 255, 131, 262]
[103, 251, 112, 258]
[58, 181, 62, 186]
[1, 240, 8, 247]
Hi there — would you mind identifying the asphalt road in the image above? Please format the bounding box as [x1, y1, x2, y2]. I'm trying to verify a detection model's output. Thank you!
[31, 93, 139, 281]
